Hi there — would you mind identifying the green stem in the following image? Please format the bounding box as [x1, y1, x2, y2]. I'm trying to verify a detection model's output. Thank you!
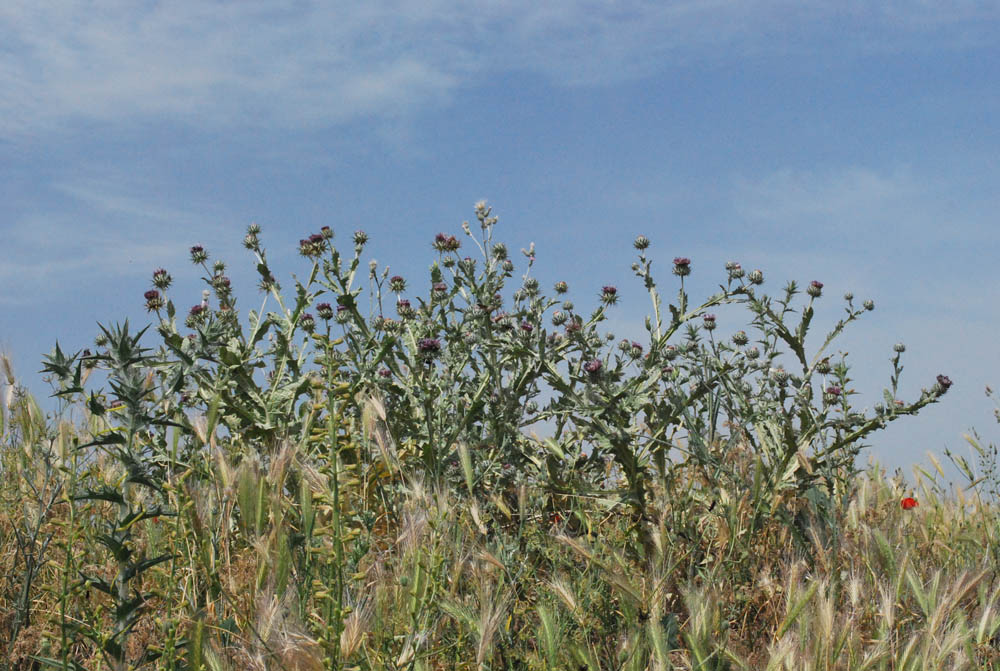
[325, 334, 345, 669]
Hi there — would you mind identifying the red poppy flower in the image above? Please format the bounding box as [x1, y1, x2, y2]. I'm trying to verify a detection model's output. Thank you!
[900, 497, 918, 510]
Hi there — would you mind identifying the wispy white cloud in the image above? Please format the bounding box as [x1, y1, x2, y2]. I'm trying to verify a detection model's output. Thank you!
[1, 1, 997, 138]
[0, 173, 241, 306]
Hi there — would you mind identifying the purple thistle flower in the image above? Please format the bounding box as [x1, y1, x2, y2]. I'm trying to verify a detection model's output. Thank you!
[600, 285, 618, 305]
[418, 338, 441, 354]
[807, 280, 824, 298]
[583, 359, 602, 375]
[672, 257, 692, 277]
[190, 245, 208, 264]
[936, 374, 953, 393]
[144, 290, 164, 312]
[433, 233, 461, 252]
[826, 385, 842, 396]
[316, 303, 334, 320]
[152, 268, 172, 290]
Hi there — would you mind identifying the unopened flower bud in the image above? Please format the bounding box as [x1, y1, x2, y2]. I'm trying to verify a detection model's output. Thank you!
[863, 299, 874, 311]
[748, 269, 764, 285]
[633, 235, 650, 251]
[554, 281, 568, 294]
[893, 343, 906, 353]
[552, 311, 567, 326]
[502, 259, 514, 272]
[732, 330, 749, 346]
[354, 230, 369, 246]
[492, 243, 508, 260]
[745, 346, 760, 360]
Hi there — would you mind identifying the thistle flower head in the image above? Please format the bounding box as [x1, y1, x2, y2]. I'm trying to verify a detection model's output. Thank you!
[316, 303, 334, 320]
[748, 269, 764, 285]
[417, 338, 441, 354]
[320, 225, 333, 240]
[702, 314, 716, 330]
[600, 285, 618, 305]
[554, 280, 568, 294]
[353, 230, 369, 246]
[433, 233, 461, 252]
[144, 290, 164, 312]
[583, 359, 602, 375]
[672, 257, 691, 277]
[633, 235, 650, 251]
[389, 275, 406, 293]
[732, 330, 749, 346]
[935, 374, 953, 394]
[807, 280, 824, 297]
[152, 268, 172, 290]
[894, 342, 906, 353]
[299, 233, 327, 258]
[190, 245, 208, 264]
[863, 299, 875, 311]
[300, 313, 316, 333]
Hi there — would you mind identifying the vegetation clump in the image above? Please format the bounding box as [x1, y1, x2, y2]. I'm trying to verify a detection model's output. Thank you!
[2, 203, 998, 670]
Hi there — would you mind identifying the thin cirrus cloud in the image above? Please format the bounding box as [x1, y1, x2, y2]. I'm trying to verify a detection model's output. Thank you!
[0, 177, 235, 307]
[2, 1, 998, 138]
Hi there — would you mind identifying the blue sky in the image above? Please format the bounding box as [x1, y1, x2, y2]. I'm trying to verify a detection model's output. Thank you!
[2, 1, 999, 479]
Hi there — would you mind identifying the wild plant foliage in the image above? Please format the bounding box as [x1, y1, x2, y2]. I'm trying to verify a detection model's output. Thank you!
[2, 203, 991, 671]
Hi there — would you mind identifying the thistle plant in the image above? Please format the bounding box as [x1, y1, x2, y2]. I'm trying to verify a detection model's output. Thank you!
[39, 325, 176, 670]
[5, 201, 977, 670]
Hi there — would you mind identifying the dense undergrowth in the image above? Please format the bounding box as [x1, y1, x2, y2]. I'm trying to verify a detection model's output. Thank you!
[2, 203, 999, 670]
